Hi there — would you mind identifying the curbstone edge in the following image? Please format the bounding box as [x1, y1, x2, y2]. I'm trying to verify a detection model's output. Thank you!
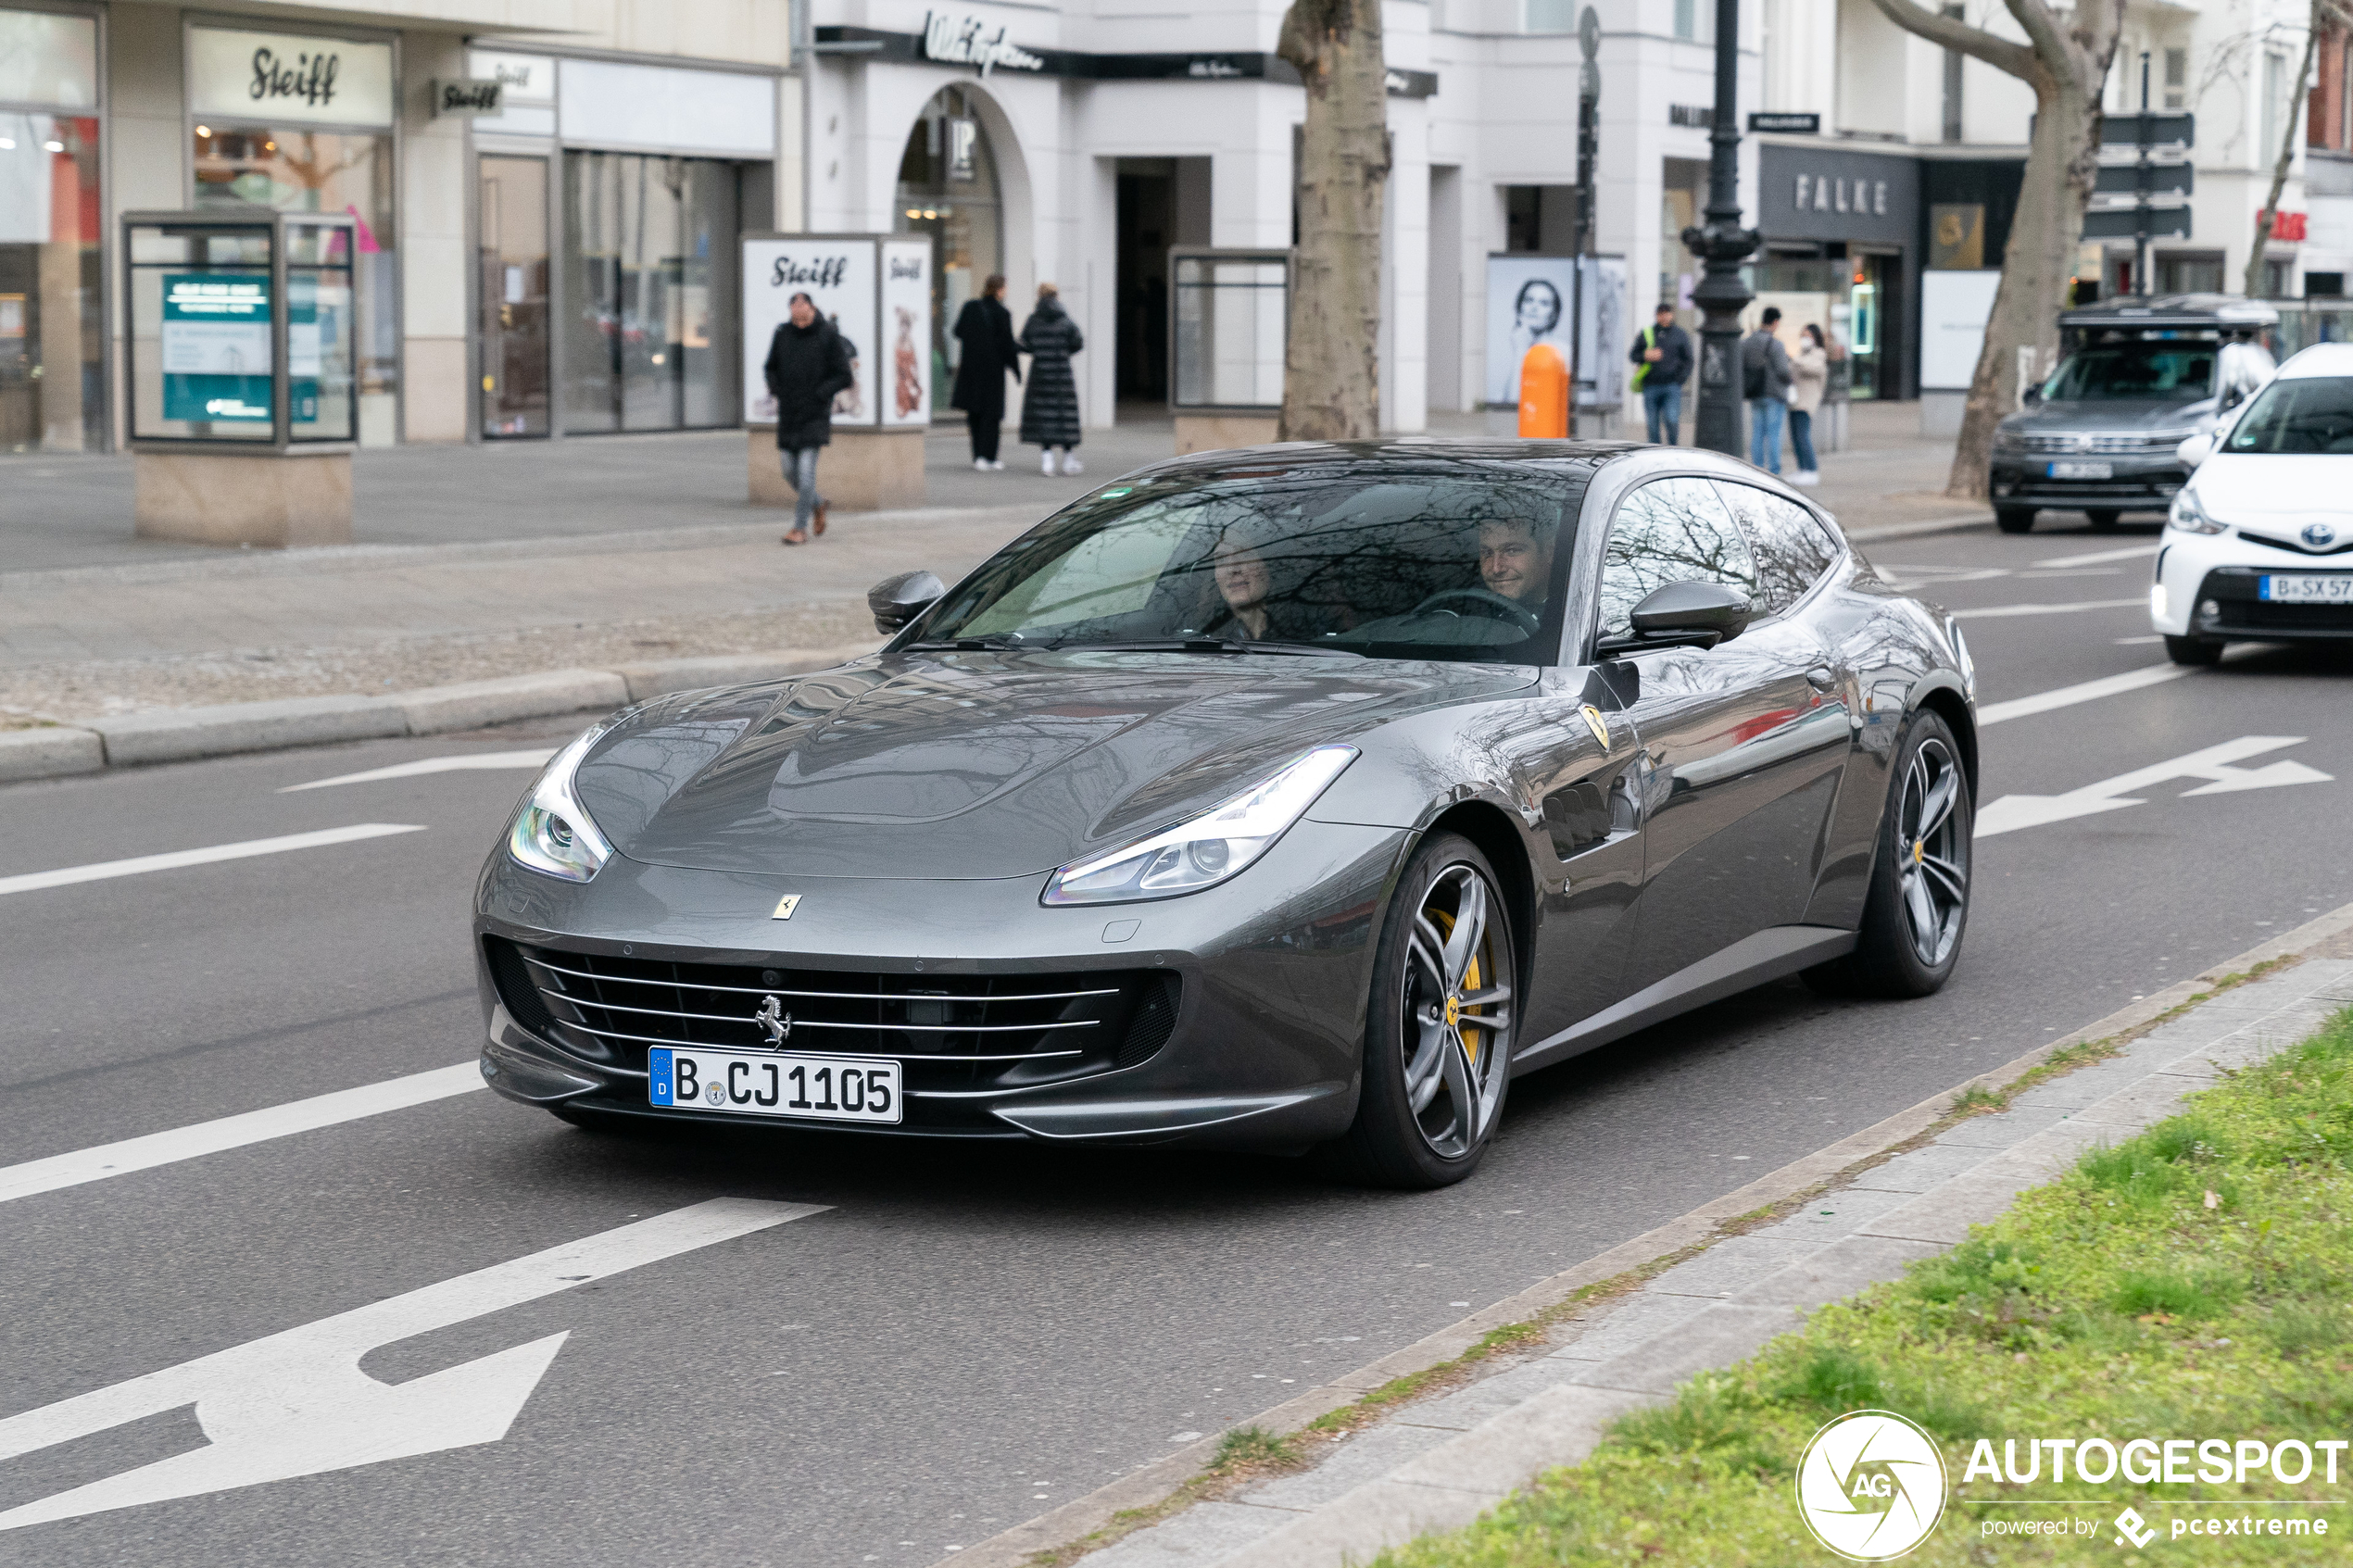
[88, 694, 409, 767]
[396, 669, 629, 735]
[0, 725, 105, 783]
[615, 642, 881, 702]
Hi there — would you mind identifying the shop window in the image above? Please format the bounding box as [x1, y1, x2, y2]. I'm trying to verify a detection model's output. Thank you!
[0, 110, 100, 453]
[2308, 271, 2346, 297]
[2156, 253, 2225, 294]
[897, 89, 1004, 412]
[194, 126, 397, 445]
[561, 152, 740, 434]
[2264, 257, 2295, 298]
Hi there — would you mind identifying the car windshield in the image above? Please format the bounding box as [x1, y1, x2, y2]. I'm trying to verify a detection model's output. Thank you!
[911, 461, 1588, 665]
[2042, 340, 2217, 402]
[2221, 375, 2353, 454]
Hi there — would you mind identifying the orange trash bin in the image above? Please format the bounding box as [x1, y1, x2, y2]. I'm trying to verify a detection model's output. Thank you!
[1516, 342, 1569, 438]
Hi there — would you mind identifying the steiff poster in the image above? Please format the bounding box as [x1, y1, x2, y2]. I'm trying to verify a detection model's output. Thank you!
[878, 238, 934, 428]
[742, 237, 879, 428]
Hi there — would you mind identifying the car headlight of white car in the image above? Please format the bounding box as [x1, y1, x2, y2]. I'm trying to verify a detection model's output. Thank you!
[1043, 745, 1358, 905]
[2168, 488, 2225, 535]
[509, 721, 618, 882]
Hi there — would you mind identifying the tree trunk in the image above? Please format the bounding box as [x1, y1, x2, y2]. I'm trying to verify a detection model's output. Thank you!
[2245, 12, 2321, 300]
[1945, 74, 2103, 498]
[1277, 0, 1388, 441]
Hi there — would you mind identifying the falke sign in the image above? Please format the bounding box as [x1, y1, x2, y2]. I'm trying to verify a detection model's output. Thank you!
[189, 27, 395, 128]
[920, 12, 1046, 76]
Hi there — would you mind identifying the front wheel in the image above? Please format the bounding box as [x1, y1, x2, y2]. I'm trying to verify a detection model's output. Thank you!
[1328, 834, 1516, 1188]
[2164, 633, 2225, 667]
[1806, 711, 1971, 998]
[1994, 507, 2036, 534]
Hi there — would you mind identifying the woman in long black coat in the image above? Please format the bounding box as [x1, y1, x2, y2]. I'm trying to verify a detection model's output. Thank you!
[1019, 283, 1086, 475]
[949, 274, 1021, 470]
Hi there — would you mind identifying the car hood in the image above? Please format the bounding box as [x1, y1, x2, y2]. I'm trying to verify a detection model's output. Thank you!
[574, 652, 1531, 880]
[2002, 398, 2215, 434]
[2193, 453, 2353, 530]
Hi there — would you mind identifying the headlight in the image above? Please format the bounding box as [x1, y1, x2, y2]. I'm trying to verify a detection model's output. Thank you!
[1992, 426, 2027, 452]
[1042, 744, 1358, 905]
[508, 722, 616, 882]
[2168, 489, 2225, 535]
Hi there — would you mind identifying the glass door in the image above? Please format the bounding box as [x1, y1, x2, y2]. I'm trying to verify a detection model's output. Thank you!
[1847, 254, 1885, 400]
[563, 151, 738, 433]
[479, 156, 550, 437]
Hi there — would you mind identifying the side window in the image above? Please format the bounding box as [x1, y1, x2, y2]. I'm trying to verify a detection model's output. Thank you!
[1713, 481, 1841, 615]
[1595, 476, 1757, 639]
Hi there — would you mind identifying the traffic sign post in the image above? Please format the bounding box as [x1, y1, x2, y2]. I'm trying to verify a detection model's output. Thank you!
[2097, 111, 2195, 295]
[1572, 6, 1601, 434]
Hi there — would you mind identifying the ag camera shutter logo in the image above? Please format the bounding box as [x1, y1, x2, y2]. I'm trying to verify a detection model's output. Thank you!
[1795, 1410, 1947, 1561]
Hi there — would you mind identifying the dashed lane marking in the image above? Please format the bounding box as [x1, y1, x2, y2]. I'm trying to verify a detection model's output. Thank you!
[2032, 542, 2163, 569]
[0, 1062, 484, 1204]
[1950, 597, 2145, 620]
[280, 750, 557, 793]
[1977, 663, 2193, 727]
[0, 823, 426, 898]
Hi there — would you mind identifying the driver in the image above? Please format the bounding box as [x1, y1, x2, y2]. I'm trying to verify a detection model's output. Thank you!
[1478, 515, 1556, 611]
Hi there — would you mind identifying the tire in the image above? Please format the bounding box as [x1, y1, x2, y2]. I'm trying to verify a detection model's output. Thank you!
[1328, 834, 1517, 1189]
[2086, 508, 2122, 529]
[2164, 633, 2224, 667]
[1994, 507, 2036, 534]
[1805, 710, 1972, 999]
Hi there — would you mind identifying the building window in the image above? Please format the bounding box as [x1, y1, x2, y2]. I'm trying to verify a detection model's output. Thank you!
[1674, 0, 1697, 41]
[2156, 253, 2226, 294]
[561, 152, 740, 433]
[1504, 186, 1577, 253]
[2264, 257, 2294, 298]
[2164, 47, 2187, 111]
[1940, 6, 1965, 142]
[1527, 0, 1574, 32]
[0, 8, 101, 454]
[2343, 41, 2353, 148]
[2264, 49, 2286, 160]
[896, 88, 1004, 410]
[2308, 271, 2345, 296]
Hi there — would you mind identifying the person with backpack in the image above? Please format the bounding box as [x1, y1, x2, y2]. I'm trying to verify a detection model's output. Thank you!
[1628, 302, 1694, 445]
[1741, 307, 1795, 476]
[762, 292, 855, 546]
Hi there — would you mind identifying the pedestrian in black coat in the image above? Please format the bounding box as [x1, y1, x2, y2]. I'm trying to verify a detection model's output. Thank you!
[950, 274, 1022, 470]
[1018, 284, 1086, 475]
[762, 292, 855, 546]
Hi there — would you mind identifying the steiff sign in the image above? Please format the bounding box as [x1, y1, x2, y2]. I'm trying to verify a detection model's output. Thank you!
[920, 12, 1045, 76]
[432, 79, 505, 117]
[187, 27, 395, 128]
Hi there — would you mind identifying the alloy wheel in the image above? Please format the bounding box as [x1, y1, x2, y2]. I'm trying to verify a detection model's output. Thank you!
[1401, 863, 1513, 1160]
[1897, 736, 1969, 967]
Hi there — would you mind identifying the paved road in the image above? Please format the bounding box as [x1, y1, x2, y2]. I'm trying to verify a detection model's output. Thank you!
[2, 516, 2347, 1565]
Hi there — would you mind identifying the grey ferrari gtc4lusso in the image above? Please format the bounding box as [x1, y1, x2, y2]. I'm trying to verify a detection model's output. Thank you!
[474, 442, 1978, 1187]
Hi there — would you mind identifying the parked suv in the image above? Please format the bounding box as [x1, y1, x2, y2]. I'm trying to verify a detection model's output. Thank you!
[1988, 294, 2277, 534]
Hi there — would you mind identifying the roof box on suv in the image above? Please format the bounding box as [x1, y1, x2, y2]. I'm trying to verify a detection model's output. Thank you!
[2057, 293, 2279, 333]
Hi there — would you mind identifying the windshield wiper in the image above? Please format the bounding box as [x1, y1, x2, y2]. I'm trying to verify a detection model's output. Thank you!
[902, 634, 1034, 652]
[1056, 638, 1365, 658]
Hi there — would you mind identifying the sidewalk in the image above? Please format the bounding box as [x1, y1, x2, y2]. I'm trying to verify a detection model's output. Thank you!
[1, 405, 1971, 723]
[951, 907, 2353, 1568]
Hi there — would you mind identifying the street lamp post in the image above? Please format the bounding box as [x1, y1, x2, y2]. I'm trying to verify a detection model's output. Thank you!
[1680, 0, 1756, 457]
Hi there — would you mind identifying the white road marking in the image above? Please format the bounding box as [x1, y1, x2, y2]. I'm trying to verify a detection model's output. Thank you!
[0, 1062, 484, 1206]
[1976, 735, 2332, 837]
[2114, 634, 2164, 646]
[0, 823, 426, 898]
[1976, 667, 2193, 733]
[1951, 597, 2145, 620]
[281, 749, 555, 793]
[0, 1198, 824, 1532]
[2033, 542, 2164, 569]
[1976, 663, 2192, 727]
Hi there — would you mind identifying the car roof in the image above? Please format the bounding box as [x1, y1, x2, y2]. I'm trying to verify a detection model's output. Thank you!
[2057, 293, 2280, 330]
[2275, 342, 2353, 379]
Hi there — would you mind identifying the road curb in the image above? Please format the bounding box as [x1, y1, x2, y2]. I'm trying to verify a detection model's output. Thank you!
[1, 642, 880, 780]
[941, 897, 2353, 1568]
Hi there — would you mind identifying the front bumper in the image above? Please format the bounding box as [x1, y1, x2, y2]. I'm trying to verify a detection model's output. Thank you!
[1988, 455, 2186, 513]
[472, 819, 1414, 1150]
[2152, 535, 2353, 639]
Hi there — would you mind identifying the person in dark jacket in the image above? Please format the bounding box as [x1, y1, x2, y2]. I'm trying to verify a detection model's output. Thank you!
[1018, 283, 1086, 475]
[950, 273, 1022, 471]
[1741, 307, 1796, 476]
[762, 292, 855, 546]
[1629, 303, 1694, 445]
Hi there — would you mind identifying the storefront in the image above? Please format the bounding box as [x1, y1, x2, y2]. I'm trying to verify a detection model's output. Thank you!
[1753, 143, 1921, 401]
[467, 48, 778, 440]
[0, 4, 102, 453]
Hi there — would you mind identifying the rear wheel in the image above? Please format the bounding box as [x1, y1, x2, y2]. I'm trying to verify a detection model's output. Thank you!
[2086, 508, 2122, 529]
[1994, 507, 2036, 534]
[1806, 711, 1971, 998]
[1329, 834, 1516, 1189]
[2164, 633, 2225, 667]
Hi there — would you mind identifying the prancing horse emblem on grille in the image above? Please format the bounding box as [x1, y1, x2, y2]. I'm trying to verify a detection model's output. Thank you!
[755, 994, 792, 1047]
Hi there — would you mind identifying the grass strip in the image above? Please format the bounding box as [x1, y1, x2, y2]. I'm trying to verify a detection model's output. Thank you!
[1376, 1003, 2353, 1566]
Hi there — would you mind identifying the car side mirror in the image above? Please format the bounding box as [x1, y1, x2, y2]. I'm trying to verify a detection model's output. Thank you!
[1595, 581, 1754, 655]
[869, 570, 946, 634]
[2176, 433, 2214, 468]
[2022, 383, 2043, 406]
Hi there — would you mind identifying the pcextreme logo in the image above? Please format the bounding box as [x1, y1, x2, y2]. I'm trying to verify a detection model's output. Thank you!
[1795, 1410, 1949, 1562]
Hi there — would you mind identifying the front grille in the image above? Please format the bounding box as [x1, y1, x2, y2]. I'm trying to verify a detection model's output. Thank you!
[484, 938, 1180, 1100]
[2235, 527, 2353, 558]
[2007, 431, 2189, 455]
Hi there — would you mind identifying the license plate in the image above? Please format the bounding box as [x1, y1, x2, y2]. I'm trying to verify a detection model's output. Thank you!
[2047, 460, 2113, 479]
[2259, 574, 2353, 603]
[648, 1047, 902, 1123]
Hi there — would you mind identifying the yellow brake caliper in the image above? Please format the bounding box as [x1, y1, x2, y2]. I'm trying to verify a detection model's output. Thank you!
[1428, 908, 1483, 1066]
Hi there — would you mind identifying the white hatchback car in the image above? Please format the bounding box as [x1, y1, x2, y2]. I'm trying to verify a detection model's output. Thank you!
[2161, 341, 2353, 665]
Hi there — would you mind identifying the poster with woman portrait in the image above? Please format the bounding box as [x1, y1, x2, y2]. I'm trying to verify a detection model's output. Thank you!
[1484, 257, 1577, 408]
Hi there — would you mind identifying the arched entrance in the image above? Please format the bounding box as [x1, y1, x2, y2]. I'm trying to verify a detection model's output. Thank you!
[895, 88, 1004, 411]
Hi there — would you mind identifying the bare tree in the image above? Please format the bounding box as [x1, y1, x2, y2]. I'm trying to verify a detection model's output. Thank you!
[1277, 0, 1389, 441]
[1869, 0, 2126, 500]
[2245, 2, 2346, 298]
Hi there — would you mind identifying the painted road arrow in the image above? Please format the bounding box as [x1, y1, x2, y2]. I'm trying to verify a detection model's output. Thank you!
[1976, 735, 2334, 838]
[0, 1197, 824, 1532]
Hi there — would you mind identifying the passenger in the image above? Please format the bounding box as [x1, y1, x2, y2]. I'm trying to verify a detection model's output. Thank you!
[1202, 527, 1314, 641]
[1478, 515, 1557, 611]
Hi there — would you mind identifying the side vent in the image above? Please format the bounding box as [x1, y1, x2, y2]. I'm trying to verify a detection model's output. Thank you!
[484, 937, 558, 1036]
[1115, 972, 1182, 1070]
